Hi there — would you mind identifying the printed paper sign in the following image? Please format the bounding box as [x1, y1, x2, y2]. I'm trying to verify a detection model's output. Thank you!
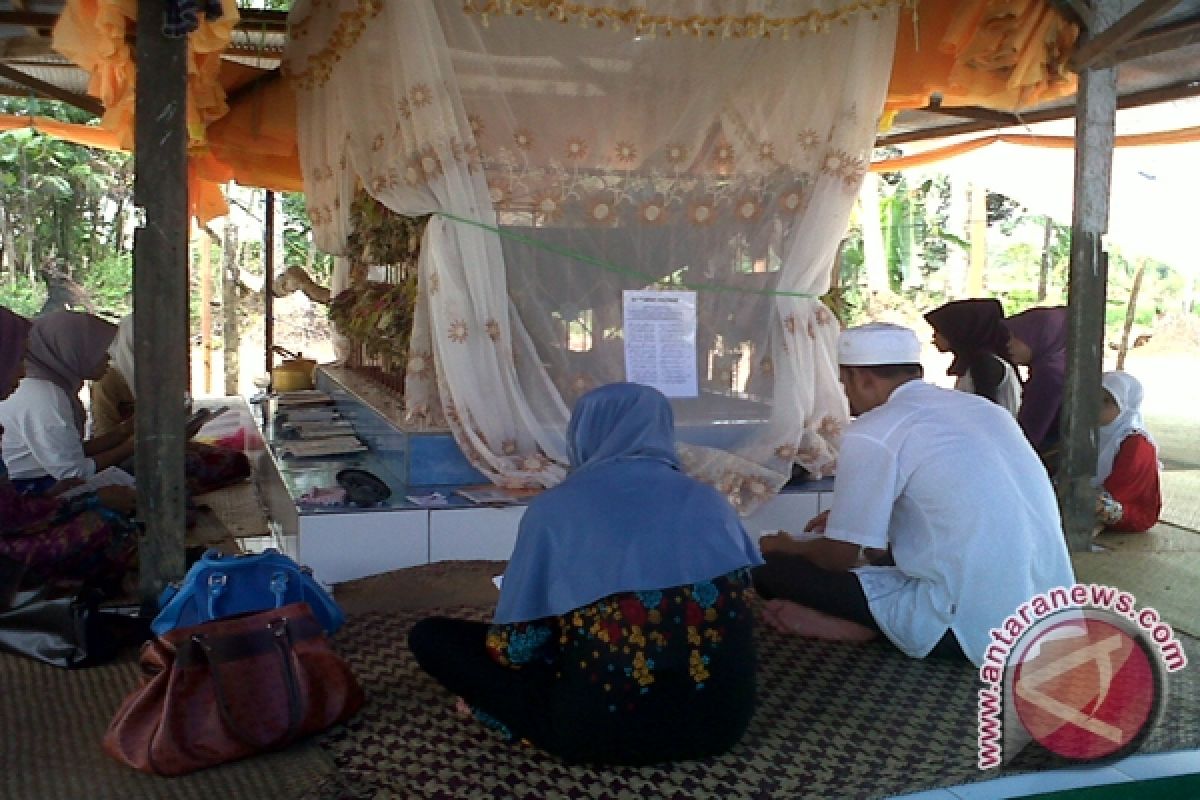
[622, 290, 698, 398]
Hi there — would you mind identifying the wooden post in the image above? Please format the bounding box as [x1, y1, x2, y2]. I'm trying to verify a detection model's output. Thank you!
[200, 227, 213, 394]
[1116, 257, 1147, 370]
[265, 190, 275, 376]
[133, 0, 189, 607]
[1060, 1, 1120, 553]
[222, 221, 240, 395]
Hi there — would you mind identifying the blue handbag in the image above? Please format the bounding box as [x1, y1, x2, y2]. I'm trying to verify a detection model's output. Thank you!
[151, 549, 344, 636]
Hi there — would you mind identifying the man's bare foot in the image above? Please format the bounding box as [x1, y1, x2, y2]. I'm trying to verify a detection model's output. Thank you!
[762, 599, 878, 642]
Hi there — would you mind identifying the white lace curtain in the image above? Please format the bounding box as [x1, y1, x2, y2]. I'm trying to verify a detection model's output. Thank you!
[285, 0, 901, 512]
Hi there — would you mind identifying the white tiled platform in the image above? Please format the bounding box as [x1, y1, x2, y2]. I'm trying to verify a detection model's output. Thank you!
[891, 749, 1200, 799]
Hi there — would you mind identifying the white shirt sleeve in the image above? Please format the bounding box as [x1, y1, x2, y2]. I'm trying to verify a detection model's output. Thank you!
[823, 432, 896, 550]
[9, 383, 96, 480]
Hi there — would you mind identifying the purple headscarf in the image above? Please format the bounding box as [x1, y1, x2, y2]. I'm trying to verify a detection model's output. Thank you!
[24, 311, 117, 434]
[1004, 306, 1068, 449]
[0, 307, 31, 400]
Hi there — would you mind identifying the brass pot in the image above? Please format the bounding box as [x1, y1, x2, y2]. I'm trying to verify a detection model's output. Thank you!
[271, 348, 317, 391]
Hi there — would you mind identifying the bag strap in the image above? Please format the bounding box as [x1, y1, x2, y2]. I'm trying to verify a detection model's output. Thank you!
[191, 617, 303, 751]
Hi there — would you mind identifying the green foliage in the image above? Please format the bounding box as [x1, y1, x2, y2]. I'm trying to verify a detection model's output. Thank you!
[80, 254, 133, 316]
[0, 98, 133, 300]
[281, 191, 333, 283]
[0, 275, 48, 317]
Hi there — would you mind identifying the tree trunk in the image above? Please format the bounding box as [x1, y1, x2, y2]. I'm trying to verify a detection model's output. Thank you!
[966, 184, 987, 296]
[1037, 217, 1053, 303]
[1116, 257, 1147, 370]
[859, 172, 889, 294]
[110, 195, 127, 257]
[200, 230, 214, 394]
[222, 221, 240, 396]
[0, 207, 15, 287]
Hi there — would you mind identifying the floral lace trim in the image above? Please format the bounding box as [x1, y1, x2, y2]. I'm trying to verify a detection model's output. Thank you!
[461, 0, 911, 39]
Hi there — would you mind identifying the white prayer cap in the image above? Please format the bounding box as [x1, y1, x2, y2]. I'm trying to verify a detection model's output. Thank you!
[838, 323, 922, 366]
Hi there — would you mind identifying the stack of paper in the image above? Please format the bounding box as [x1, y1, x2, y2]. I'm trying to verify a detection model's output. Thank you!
[282, 420, 355, 439]
[276, 390, 334, 408]
[58, 466, 136, 499]
[278, 436, 368, 459]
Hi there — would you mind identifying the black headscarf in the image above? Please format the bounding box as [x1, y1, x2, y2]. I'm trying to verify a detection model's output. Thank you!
[924, 298, 1011, 404]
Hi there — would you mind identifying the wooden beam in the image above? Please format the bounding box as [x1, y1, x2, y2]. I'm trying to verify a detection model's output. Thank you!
[1060, 2, 1120, 554]
[1102, 14, 1200, 66]
[876, 78, 1200, 147]
[1059, 0, 1097, 30]
[1069, 0, 1183, 71]
[922, 105, 1022, 126]
[133, 0, 189, 609]
[0, 62, 103, 116]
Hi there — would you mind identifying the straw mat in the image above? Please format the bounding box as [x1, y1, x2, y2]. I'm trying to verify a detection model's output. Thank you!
[0, 648, 335, 800]
[305, 604, 1200, 800]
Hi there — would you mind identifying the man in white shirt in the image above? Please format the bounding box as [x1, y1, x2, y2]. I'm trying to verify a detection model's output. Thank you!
[756, 323, 1075, 666]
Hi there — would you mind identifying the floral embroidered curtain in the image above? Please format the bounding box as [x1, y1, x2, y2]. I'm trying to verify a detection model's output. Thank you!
[285, 0, 901, 512]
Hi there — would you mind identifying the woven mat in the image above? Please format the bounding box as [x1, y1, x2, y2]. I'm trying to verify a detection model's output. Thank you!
[0, 650, 336, 800]
[333, 560, 503, 614]
[306, 607, 1200, 800]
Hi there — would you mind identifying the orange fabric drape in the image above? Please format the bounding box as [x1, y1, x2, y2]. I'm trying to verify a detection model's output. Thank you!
[41, 0, 1083, 222]
[52, 0, 240, 222]
[886, 0, 1079, 114]
[0, 114, 123, 149]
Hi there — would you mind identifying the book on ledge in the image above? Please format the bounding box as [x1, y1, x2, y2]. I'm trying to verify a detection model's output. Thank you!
[455, 487, 519, 505]
[278, 436, 367, 459]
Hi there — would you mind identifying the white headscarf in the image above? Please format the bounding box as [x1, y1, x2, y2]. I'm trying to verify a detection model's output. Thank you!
[110, 313, 135, 397]
[1094, 371, 1155, 487]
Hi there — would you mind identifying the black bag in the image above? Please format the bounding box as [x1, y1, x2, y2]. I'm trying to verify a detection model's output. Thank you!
[0, 583, 148, 669]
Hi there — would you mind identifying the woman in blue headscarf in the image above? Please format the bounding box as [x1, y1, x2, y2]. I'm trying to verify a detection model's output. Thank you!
[409, 382, 763, 765]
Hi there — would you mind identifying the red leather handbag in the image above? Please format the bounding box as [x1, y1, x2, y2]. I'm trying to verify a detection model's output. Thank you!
[103, 602, 363, 776]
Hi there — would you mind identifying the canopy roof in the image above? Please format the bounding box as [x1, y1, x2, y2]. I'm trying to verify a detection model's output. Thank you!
[1, 0, 1199, 219]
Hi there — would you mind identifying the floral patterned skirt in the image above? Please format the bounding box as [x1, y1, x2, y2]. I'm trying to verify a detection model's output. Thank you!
[0, 510, 136, 588]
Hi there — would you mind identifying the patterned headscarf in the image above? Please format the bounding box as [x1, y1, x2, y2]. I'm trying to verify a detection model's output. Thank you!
[1004, 306, 1068, 449]
[0, 306, 31, 400]
[24, 311, 117, 434]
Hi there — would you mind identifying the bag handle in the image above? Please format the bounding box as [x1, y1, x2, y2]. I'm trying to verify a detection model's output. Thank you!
[191, 617, 303, 751]
[204, 570, 288, 621]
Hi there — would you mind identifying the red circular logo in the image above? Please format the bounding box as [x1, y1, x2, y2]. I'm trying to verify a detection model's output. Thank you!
[1011, 614, 1161, 761]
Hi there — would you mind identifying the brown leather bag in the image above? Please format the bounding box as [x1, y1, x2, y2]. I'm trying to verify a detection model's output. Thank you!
[103, 602, 364, 775]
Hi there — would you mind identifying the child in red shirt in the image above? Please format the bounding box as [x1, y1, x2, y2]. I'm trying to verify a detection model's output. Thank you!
[1095, 371, 1161, 533]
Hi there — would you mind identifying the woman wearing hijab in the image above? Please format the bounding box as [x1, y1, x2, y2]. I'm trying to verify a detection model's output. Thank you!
[91, 313, 136, 437]
[0, 307, 136, 587]
[0, 311, 135, 492]
[1095, 371, 1161, 533]
[924, 298, 1021, 415]
[409, 382, 763, 765]
[89, 312, 250, 494]
[1003, 306, 1069, 455]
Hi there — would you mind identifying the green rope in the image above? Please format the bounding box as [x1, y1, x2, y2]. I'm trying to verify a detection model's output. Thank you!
[434, 210, 819, 299]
